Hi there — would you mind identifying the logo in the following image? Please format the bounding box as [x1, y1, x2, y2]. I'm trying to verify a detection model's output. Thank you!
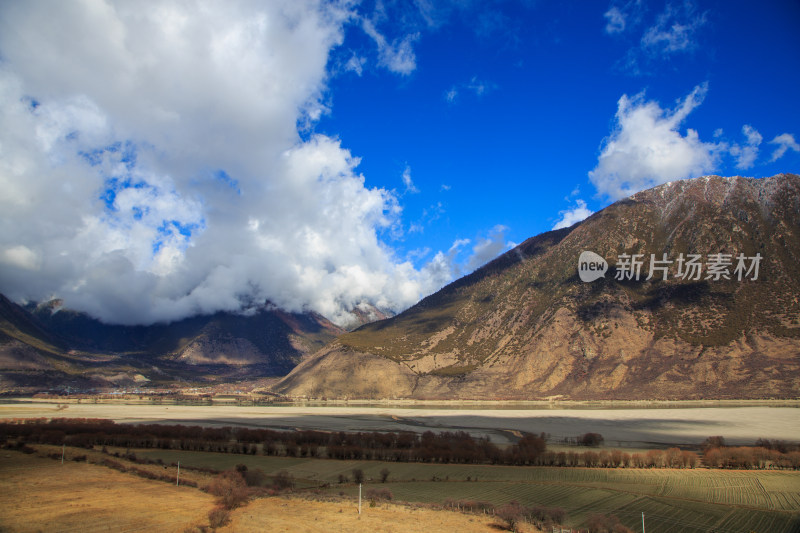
[577, 251, 762, 283]
[578, 251, 608, 282]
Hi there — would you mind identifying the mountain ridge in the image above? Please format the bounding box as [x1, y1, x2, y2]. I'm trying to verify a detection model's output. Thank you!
[275, 174, 800, 400]
[0, 296, 345, 392]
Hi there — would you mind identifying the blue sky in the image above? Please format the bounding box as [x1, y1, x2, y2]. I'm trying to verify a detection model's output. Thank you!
[0, 0, 798, 325]
[317, 0, 800, 269]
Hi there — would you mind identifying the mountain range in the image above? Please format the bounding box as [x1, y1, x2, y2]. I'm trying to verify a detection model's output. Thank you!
[0, 295, 343, 392]
[2, 174, 799, 399]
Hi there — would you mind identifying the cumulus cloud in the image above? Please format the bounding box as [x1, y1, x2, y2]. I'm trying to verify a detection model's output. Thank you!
[552, 200, 594, 230]
[0, 245, 40, 271]
[769, 133, 800, 162]
[589, 84, 723, 200]
[0, 1, 455, 326]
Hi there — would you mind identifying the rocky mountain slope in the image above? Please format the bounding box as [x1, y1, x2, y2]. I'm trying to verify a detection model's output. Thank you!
[0, 295, 343, 392]
[275, 174, 800, 400]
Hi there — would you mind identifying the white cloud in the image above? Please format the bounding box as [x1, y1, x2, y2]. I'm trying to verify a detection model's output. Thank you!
[589, 84, 723, 200]
[401, 165, 419, 193]
[0, 0, 452, 326]
[466, 77, 494, 96]
[1, 245, 40, 271]
[608, 1, 704, 74]
[729, 125, 762, 169]
[603, 0, 642, 34]
[361, 18, 419, 76]
[466, 225, 509, 272]
[444, 76, 495, 104]
[552, 200, 594, 230]
[382, 33, 419, 75]
[345, 54, 366, 76]
[604, 6, 627, 34]
[641, 1, 706, 54]
[769, 133, 800, 162]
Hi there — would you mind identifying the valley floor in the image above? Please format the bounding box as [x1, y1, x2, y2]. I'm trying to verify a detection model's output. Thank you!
[0, 450, 538, 533]
[2, 400, 799, 532]
[2, 399, 800, 446]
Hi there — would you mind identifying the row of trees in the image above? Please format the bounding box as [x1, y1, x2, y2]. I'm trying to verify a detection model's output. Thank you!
[3, 419, 798, 470]
[703, 437, 800, 469]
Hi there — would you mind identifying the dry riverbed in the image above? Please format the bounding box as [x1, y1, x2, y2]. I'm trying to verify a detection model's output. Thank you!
[2, 399, 798, 446]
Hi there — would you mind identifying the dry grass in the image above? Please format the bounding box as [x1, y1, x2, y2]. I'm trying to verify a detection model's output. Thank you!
[218, 497, 541, 533]
[0, 450, 214, 533]
[0, 449, 544, 533]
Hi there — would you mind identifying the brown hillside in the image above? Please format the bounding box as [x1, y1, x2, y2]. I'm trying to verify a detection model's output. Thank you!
[275, 174, 800, 400]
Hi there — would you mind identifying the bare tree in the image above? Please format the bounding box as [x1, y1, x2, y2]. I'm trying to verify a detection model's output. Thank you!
[496, 502, 524, 532]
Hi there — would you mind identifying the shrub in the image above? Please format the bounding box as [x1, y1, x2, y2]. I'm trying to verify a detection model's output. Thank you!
[365, 487, 393, 502]
[586, 513, 633, 533]
[272, 470, 295, 490]
[702, 436, 726, 451]
[206, 470, 250, 510]
[352, 468, 364, 484]
[207, 505, 230, 529]
[244, 468, 267, 487]
[524, 505, 567, 526]
[380, 467, 390, 482]
[580, 433, 604, 447]
[496, 501, 524, 532]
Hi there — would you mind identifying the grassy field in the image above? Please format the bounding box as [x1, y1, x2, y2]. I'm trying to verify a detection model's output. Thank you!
[0, 449, 541, 533]
[0, 450, 215, 532]
[216, 497, 540, 533]
[135, 449, 800, 533]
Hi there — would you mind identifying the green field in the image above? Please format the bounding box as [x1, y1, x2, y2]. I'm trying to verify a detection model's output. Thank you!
[135, 449, 800, 533]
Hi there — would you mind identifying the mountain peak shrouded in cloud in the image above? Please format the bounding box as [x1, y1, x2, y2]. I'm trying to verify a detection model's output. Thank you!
[0, 1, 450, 326]
[1, 1, 798, 327]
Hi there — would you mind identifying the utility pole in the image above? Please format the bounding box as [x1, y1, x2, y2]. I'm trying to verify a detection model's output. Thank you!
[358, 483, 362, 515]
[642, 512, 645, 533]
[176, 461, 180, 486]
